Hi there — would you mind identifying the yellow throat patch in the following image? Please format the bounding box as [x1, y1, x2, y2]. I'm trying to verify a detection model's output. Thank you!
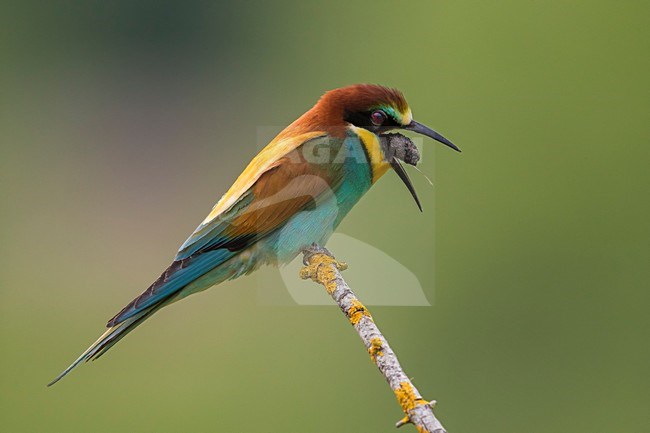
[350, 126, 390, 184]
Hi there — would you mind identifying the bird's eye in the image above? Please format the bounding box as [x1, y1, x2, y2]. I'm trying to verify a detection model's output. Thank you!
[370, 110, 387, 126]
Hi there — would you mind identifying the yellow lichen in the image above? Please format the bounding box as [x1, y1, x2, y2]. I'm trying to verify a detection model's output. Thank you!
[300, 253, 347, 294]
[396, 415, 410, 428]
[347, 299, 371, 325]
[394, 382, 428, 414]
[368, 337, 384, 362]
[335, 261, 348, 271]
[299, 265, 315, 280]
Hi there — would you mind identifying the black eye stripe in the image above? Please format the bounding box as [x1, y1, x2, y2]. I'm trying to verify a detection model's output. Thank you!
[344, 109, 400, 130]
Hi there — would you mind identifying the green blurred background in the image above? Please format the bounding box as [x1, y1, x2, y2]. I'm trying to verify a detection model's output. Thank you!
[1, 1, 648, 432]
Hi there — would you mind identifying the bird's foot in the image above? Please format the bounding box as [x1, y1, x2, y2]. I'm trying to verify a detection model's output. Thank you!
[300, 243, 347, 285]
[301, 243, 333, 265]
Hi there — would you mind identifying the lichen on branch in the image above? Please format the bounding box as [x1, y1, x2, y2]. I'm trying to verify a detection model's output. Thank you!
[300, 244, 448, 433]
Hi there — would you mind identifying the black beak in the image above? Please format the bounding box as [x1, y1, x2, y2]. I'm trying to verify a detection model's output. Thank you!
[403, 120, 461, 152]
[389, 156, 422, 212]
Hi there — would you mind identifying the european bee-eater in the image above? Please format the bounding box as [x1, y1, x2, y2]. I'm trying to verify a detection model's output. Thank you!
[49, 84, 459, 385]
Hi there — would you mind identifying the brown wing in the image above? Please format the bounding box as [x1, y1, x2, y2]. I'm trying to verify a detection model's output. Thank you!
[109, 137, 344, 326]
[225, 149, 338, 237]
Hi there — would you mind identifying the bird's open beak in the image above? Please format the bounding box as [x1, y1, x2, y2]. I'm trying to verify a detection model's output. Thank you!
[403, 120, 461, 152]
[389, 156, 422, 212]
[384, 121, 459, 211]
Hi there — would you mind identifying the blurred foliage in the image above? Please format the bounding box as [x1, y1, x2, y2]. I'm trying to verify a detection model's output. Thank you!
[1, 1, 648, 432]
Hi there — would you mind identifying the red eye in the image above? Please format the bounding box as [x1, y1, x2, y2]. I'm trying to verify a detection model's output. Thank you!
[370, 110, 386, 125]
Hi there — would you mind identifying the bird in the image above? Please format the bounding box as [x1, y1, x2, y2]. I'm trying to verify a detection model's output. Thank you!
[48, 84, 459, 385]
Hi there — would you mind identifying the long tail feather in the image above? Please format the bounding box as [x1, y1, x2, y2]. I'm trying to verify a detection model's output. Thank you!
[47, 299, 170, 386]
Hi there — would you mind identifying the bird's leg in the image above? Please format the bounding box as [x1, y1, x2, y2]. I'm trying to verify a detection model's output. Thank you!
[301, 242, 333, 265]
[300, 243, 347, 291]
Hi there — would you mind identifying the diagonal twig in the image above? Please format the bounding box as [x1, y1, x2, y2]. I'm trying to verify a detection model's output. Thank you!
[300, 244, 448, 433]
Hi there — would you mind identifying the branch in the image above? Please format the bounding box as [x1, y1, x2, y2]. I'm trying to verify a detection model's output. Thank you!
[300, 245, 448, 433]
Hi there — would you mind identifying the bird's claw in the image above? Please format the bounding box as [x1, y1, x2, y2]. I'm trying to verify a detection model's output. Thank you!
[300, 243, 347, 285]
[301, 243, 333, 265]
